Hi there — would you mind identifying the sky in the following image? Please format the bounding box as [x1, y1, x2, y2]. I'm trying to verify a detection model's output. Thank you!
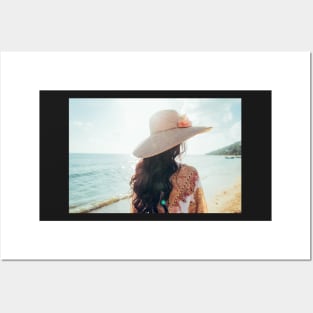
[69, 98, 241, 155]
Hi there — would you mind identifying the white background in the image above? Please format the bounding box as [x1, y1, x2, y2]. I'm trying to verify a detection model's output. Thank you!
[0, 52, 310, 260]
[0, 1, 312, 312]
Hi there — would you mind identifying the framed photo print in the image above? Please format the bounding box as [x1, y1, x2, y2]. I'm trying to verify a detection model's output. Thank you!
[40, 90, 271, 221]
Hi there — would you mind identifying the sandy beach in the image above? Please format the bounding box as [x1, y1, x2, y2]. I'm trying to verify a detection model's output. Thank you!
[206, 177, 241, 213]
[88, 176, 241, 214]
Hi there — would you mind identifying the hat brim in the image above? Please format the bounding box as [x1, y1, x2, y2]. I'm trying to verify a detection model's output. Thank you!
[133, 126, 213, 158]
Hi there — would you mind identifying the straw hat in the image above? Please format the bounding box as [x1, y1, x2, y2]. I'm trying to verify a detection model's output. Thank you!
[133, 110, 212, 158]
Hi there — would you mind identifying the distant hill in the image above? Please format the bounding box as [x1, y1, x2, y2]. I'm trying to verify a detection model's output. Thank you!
[206, 141, 241, 155]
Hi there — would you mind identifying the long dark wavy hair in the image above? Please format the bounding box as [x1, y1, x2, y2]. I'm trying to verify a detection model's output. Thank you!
[130, 143, 185, 213]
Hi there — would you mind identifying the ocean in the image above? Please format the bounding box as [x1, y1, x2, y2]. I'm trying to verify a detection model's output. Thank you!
[69, 153, 241, 213]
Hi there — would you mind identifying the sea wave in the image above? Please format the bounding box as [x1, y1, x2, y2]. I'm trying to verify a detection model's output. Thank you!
[69, 170, 105, 179]
[69, 194, 131, 213]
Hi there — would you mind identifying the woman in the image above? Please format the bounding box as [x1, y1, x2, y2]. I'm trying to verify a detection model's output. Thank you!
[130, 109, 212, 213]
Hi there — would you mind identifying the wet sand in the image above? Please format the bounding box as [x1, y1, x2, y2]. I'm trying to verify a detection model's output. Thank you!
[90, 197, 131, 213]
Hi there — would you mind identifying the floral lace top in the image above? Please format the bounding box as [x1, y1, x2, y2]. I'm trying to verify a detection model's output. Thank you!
[131, 164, 208, 213]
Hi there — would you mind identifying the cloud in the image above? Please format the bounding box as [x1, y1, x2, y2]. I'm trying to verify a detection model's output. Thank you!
[230, 121, 241, 141]
[70, 120, 93, 131]
[222, 110, 233, 123]
[179, 99, 237, 130]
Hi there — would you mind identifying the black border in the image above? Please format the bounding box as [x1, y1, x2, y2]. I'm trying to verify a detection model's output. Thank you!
[40, 90, 271, 221]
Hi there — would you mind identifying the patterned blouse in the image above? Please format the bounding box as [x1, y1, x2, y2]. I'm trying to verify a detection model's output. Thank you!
[131, 164, 208, 213]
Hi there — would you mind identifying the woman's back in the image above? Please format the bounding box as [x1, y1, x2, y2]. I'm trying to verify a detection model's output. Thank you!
[131, 163, 208, 214]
